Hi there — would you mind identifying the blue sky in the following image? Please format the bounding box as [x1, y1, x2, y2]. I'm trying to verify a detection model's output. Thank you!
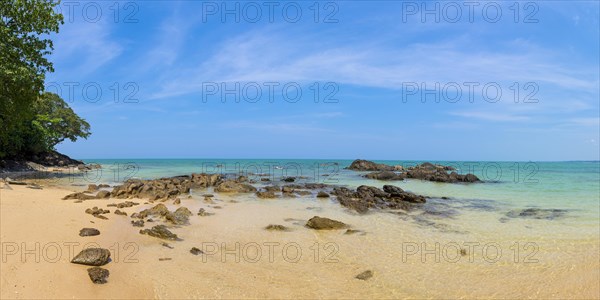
[47, 1, 599, 160]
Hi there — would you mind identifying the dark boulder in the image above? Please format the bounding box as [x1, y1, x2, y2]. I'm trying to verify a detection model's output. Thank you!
[71, 248, 111, 266]
[79, 228, 100, 237]
[346, 159, 394, 171]
[306, 216, 348, 230]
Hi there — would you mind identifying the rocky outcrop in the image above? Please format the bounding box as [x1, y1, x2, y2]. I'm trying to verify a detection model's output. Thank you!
[63, 192, 96, 200]
[346, 159, 395, 171]
[332, 185, 426, 213]
[139, 225, 179, 240]
[214, 180, 257, 193]
[165, 207, 192, 225]
[306, 216, 348, 230]
[364, 171, 405, 181]
[109, 173, 222, 200]
[71, 248, 111, 266]
[355, 161, 480, 183]
[256, 190, 277, 198]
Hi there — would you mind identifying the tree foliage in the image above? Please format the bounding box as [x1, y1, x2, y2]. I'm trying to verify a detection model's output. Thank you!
[1, 0, 90, 158]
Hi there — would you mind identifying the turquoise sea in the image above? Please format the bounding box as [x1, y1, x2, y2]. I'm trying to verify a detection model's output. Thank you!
[66, 159, 599, 226]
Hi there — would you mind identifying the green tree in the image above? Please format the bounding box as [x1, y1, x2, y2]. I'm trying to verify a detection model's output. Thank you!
[0, 0, 64, 158]
[29, 92, 91, 153]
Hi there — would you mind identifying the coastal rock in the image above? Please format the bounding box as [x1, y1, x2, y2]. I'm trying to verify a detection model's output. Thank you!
[282, 177, 295, 182]
[364, 171, 405, 181]
[137, 204, 169, 219]
[355, 270, 373, 280]
[131, 220, 145, 227]
[63, 192, 95, 200]
[114, 209, 127, 216]
[85, 207, 110, 216]
[165, 207, 192, 225]
[306, 216, 348, 230]
[256, 190, 277, 198]
[346, 159, 395, 171]
[173, 198, 181, 205]
[305, 183, 328, 189]
[316, 191, 330, 198]
[331, 185, 425, 213]
[87, 184, 98, 192]
[71, 248, 111, 266]
[87, 267, 109, 284]
[79, 228, 100, 237]
[197, 208, 213, 216]
[214, 180, 257, 193]
[95, 190, 111, 199]
[139, 225, 179, 240]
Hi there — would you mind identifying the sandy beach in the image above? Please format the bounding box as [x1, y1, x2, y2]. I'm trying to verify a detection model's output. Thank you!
[1, 179, 598, 299]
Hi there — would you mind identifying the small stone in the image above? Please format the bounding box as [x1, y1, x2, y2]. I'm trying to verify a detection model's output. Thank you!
[131, 220, 144, 227]
[114, 209, 127, 216]
[87, 267, 109, 284]
[173, 198, 181, 205]
[190, 247, 203, 255]
[161, 242, 173, 249]
[79, 228, 100, 237]
[158, 258, 172, 261]
[355, 270, 373, 280]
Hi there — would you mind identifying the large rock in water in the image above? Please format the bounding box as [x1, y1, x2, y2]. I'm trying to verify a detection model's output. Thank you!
[331, 185, 426, 213]
[306, 216, 348, 230]
[346, 159, 395, 171]
[214, 180, 257, 193]
[71, 248, 111, 266]
[87, 267, 109, 284]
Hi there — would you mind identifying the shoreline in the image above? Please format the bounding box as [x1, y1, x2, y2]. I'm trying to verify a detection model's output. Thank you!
[1, 175, 599, 298]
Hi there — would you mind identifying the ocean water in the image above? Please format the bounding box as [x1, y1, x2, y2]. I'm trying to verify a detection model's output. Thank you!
[71, 159, 600, 224]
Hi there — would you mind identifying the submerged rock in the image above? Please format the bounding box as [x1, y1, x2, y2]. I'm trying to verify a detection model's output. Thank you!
[79, 228, 100, 237]
[140, 225, 179, 240]
[71, 248, 111, 266]
[306, 216, 348, 230]
[87, 267, 109, 284]
[264, 224, 288, 231]
[505, 208, 568, 220]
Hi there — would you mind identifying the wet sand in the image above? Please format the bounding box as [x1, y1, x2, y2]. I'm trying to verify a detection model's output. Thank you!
[1, 184, 599, 299]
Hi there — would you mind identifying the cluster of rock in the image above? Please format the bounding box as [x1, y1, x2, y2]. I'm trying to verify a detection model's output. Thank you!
[332, 185, 426, 213]
[130, 203, 192, 226]
[70, 248, 111, 284]
[255, 183, 329, 199]
[348, 160, 480, 183]
[109, 173, 222, 200]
